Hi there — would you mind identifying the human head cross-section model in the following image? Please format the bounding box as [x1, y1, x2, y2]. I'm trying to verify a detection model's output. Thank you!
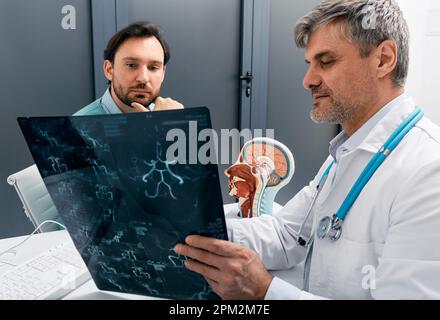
[225, 137, 295, 218]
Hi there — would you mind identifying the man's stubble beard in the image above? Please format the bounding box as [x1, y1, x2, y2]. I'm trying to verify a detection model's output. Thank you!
[310, 93, 364, 125]
[112, 81, 159, 108]
[309, 77, 375, 126]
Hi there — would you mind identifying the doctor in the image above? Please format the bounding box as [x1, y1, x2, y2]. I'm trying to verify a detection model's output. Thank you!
[174, 0, 440, 299]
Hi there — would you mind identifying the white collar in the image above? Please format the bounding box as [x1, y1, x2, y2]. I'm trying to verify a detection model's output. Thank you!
[329, 93, 415, 161]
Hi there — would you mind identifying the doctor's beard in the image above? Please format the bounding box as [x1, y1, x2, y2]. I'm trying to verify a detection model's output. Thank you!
[310, 87, 364, 125]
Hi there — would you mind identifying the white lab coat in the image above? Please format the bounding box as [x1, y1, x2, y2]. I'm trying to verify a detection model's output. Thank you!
[227, 96, 440, 299]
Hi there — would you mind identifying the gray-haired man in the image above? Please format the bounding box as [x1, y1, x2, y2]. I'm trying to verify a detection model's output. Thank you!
[174, 0, 440, 299]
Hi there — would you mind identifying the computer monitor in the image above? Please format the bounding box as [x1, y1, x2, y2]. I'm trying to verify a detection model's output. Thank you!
[17, 107, 227, 300]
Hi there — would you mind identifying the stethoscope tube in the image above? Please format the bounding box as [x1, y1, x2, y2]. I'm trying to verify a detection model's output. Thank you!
[296, 161, 334, 246]
[335, 107, 423, 221]
[296, 107, 423, 245]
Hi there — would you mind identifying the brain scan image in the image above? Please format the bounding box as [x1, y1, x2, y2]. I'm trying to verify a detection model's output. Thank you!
[17, 108, 227, 300]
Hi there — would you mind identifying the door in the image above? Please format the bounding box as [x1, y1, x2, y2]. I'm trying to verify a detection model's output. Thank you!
[126, 0, 242, 203]
[0, 0, 94, 237]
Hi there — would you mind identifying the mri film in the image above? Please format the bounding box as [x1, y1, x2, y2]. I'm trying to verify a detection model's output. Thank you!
[17, 107, 227, 300]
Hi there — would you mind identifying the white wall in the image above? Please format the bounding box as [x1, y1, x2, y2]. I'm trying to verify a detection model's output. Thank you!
[397, 0, 440, 124]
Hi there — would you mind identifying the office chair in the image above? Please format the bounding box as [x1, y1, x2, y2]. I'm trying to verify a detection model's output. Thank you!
[7, 165, 63, 233]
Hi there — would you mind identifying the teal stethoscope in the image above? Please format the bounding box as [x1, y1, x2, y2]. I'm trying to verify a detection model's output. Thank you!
[296, 107, 424, 246]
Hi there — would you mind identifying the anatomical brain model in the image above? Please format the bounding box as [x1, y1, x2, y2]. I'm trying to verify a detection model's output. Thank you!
[225, 137, 295, 218]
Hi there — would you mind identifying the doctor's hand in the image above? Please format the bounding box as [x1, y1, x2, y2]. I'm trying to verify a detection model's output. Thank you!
[173, 235, 273, 300]
[131, 97, 184, 112]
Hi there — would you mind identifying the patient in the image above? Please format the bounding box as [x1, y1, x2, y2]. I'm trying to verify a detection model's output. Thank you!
[75, 21, 183, 115]
[8, 21, 184, 233]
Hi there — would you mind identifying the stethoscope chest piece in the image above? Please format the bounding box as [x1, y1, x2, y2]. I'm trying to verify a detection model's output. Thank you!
[317, 214, 342, 241]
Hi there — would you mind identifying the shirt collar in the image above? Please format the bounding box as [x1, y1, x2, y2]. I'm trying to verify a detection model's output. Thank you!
[100, 87, 122, 114]
[329, 93, 416, 161]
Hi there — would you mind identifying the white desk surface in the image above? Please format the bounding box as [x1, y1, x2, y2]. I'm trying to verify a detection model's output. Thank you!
[0, 229, 157, 300]
[0, 203, 302, 299]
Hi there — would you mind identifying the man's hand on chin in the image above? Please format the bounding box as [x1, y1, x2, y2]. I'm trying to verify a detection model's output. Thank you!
[131, 97, 184, 112]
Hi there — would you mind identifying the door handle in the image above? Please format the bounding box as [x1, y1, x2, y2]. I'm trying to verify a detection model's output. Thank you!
[240, 72, 253, 82]
[240, 72, 253, 97]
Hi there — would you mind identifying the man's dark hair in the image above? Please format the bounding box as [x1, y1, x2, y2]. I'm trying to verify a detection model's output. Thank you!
[104, 21, 170, 65]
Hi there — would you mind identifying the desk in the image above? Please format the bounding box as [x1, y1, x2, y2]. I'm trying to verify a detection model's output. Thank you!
[0, 203, 302, 299]
[0, 230, 157, 300]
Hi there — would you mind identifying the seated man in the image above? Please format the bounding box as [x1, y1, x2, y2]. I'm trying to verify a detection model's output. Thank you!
[75, 21, 183, 115]
[10, 21, 183, 232]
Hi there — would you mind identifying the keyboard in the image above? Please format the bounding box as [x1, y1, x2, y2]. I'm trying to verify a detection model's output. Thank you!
[0, 240, 91, 300]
